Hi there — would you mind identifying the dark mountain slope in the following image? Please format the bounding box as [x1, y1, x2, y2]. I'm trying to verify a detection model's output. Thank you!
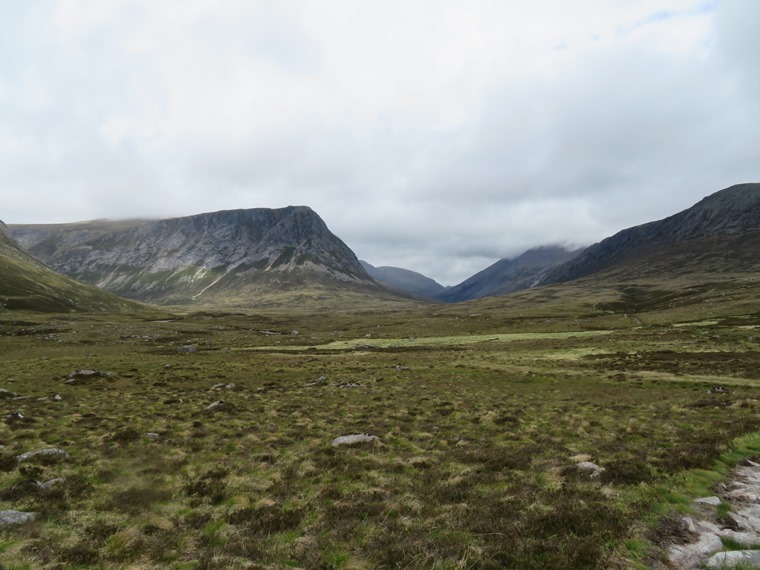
[360, 261, 448, 299]
[438, 246, 582, 302]
[540, 183, 760, 286]
[0, 221, 140, 312]
[10, 207, 404, 307]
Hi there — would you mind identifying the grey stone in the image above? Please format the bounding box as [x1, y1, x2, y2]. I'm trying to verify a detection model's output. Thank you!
[65, 369, 114, 383]
[176, 345, 197, 354]
[576, 461, 605, 478]
[705, 550, 760, 569]
[39, 477, 66, 489]
[669, 532, 723, 568]
[0, 510, 37, 526]
[15, 448, 71, 463]
[331, 434, 378, 447]
[145, 432, 160, 439]
[695, 496, 722, 506]
[0, 388, 18, 399]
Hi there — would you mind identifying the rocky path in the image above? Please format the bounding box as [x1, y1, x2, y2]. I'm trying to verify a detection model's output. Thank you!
[669, 458, 760, 568]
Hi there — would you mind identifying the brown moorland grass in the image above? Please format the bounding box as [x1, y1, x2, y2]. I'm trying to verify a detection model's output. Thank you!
[1, 283, 760, 568]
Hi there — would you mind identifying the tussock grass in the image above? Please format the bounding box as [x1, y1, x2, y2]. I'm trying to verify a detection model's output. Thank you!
[1, 297, 760, 568]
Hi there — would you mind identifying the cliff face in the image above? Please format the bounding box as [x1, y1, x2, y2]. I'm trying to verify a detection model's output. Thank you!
[10, 206, 379, 305]
[539, 183, 760, 285]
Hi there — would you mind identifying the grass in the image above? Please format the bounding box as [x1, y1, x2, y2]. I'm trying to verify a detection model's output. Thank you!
[1, 283, 760, 568]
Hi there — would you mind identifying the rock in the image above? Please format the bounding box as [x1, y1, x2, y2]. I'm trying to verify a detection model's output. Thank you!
[291, 330, 300, 336]
[705, 550, 760, 568]
[394, 365, 409, 371]
[15, 448, 71, 463]
[336, 382, 361, 388]
[39, 477, 66, 490]
[65, 369, 114, 383]
[669, 532, 723, 568]
[176, 345, 197, 354]
[695, 496, 722, 506]
[331, 434, 378, 447]
[576, 461, 605, 478]
[204, 400, 233, 413]
[304, 376, 328, 387]
[145, 432, 160, 439]
[0, 510, 37, 526]
[0, 388, 18, 399]
[52, 394, 63, 401]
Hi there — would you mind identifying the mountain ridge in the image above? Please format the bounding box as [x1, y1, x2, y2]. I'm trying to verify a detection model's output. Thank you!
[437, 245, 582, 302]
[360, 260, 448, 299]
[9, 207, 407, 307]
[539, 183, 760, 285]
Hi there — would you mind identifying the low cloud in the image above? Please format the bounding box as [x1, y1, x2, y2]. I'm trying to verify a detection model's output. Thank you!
[2, 1, 759, 285]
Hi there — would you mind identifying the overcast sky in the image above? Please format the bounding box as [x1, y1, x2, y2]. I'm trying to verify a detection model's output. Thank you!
[2, 0, 759, 285]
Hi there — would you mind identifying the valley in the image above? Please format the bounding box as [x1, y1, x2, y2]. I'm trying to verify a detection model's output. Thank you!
[1, 273, 760, 569]
[1, 183, 760, 568]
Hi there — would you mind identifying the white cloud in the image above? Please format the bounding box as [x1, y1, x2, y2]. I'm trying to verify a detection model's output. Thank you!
[1, 0, 759, 285]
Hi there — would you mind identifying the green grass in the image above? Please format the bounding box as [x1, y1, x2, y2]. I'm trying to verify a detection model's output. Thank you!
[1, 291, 760, 568]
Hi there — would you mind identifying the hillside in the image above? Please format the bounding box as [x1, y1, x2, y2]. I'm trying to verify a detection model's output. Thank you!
[540, 183, 760, 286]
[360, 260, 448, 299]
[437, 246, 581, 302]
[0, 221, 140, 312]
[9, 207, 410, 309]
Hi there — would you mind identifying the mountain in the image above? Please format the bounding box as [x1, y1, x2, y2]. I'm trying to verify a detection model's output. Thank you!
[0, 220, 139, 312]
[360, 261, 448, 299]
[437, 246, 582, 303]
[540, 183, 760, 286]
[9, 207, 407, 308]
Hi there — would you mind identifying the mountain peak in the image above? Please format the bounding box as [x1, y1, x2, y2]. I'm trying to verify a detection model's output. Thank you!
[9, 206, 381, 306]
[540, 183, 760, 285]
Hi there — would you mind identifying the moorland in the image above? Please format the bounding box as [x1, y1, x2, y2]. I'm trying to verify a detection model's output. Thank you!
[2, 271, 760, 569]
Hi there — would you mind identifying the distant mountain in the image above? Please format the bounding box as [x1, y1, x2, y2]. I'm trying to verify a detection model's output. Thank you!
[540, 183, 760, 286]
[0, 221, 139, 312]
[360, 261, 448, 299]
[437, 246, 582, 303]
[10, 207, 407, 308]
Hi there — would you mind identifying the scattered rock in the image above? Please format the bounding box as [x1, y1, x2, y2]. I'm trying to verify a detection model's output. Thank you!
[291, 330, 300, 336]
[259, 330, 279, 336]
[52, 394, 63, 401]
[15, 448, 71, 463]
[336, 382, 361, 388]
[39, 477, 66, 490]
[176, 345, 197, 354]
[707, 386, 731, 394]
[204, 400, 234, 413]
[705, 550, 760, 569]
[695, 496, 722, 506]
[0, 388, 17, 399]
[330, 434, 378, 447]
[394, 364, 410, 371]
[576, 461, 605, 478]
[65, 369, 114, 383]
[304, 376, 328, 387]
[668, 456, 760, 568]
[145, 432, 160, 439]
[0, 510, 37, 526]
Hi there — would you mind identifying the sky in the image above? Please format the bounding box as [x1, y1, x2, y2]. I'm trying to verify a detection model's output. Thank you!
[1, 0, 759, 285]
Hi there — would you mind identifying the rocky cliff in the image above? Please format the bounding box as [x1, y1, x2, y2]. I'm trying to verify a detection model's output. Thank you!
[10, 207, 385, 306]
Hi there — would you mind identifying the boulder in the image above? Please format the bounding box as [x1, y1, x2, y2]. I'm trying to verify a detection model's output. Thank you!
[331, 434, 378, 447]
[15, 448, 71, 463]
[0, 510, 37, 526]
